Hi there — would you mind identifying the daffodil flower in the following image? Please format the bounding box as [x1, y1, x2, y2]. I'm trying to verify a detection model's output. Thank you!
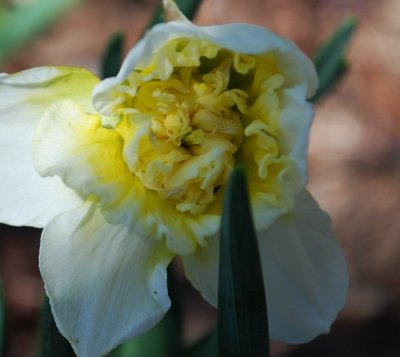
[0, 1, 347, 356]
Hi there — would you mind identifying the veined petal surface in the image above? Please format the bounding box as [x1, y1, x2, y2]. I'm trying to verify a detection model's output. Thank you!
[33, 99, 130, 208]
[0, 67, 99, 227]
[182, 189, 348, 343]
[40, 200, 173, 357]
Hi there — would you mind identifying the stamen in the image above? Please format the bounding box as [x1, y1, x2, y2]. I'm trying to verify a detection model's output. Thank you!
[182, 129, 205, 146]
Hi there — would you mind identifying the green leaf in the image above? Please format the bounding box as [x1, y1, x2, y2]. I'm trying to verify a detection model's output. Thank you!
[106, 266, 182, 357]
[311, 16, 358, 102]
[101, 32, 124, 79]
[218, 166, 269, 357]
[39, 295, 75, 357]
[0, 280, 4, 357]
[0, 0, 81, 61]
[147, 0, 203, 29]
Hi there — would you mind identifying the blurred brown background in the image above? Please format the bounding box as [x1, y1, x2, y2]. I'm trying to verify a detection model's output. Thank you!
[1, 0, 400, 356]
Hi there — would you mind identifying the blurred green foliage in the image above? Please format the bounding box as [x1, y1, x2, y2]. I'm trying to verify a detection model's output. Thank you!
[101, 32, 124, 79]
[312, 16, 359, 101]
[0, 0, 82, 62]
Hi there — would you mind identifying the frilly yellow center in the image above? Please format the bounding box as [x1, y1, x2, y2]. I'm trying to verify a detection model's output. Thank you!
[110, 38, 290, 216]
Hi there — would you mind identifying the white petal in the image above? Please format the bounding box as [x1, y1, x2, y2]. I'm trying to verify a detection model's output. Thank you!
[40, 201, 173, 357]
[182, 234, 219, 307]
[260, 190, 348, 342]
[278, 85, 314, 192]
[182, 189, 347, 343]
[32, 100, 127, 207]
[0, 67, 99, 227]
[93, 22, 317, 115]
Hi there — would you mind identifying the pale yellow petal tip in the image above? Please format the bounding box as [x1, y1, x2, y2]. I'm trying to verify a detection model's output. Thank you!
[162, 0, 190, 23]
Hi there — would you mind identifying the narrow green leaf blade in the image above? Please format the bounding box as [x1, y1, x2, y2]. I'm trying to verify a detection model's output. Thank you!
[312, 16, 358, 101]
[312, 58, 347, 102]
[218, 166, 269, 357]
[147, 0, 203, 29]
[101, 32, 124, 79]
[0, 280, 4, 357]
[40, 295, 75, 357]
